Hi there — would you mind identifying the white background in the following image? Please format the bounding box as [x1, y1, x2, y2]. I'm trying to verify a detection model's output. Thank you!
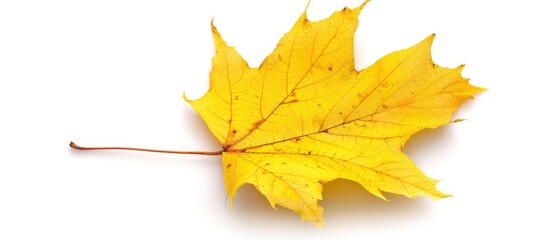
[1, 0, 547, 239]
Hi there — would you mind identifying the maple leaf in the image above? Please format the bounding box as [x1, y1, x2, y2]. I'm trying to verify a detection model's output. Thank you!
[185, 1, 483, 226]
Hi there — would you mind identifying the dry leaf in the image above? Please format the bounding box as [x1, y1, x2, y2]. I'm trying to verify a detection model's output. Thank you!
[185, 1, 483, 226]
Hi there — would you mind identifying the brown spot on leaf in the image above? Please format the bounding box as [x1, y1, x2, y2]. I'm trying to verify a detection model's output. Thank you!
[226, 163, 232, 169]
[381, 105, 388, 110]
[328, 65, 333, 71]
[252, 120, 264, 129]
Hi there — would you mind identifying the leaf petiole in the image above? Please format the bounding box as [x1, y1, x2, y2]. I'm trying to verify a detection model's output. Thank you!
[69, 142, 223, 155]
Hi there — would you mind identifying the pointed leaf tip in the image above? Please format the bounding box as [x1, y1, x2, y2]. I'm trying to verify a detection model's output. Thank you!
[356, 0, 370, 12]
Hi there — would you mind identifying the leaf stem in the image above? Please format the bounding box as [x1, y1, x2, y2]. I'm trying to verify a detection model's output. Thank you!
[69, 142, 223, 155]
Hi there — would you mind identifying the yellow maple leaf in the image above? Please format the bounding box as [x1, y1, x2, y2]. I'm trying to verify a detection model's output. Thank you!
[185, 1, 483, 226]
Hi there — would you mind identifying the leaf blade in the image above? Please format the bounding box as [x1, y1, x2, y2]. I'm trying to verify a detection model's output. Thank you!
[187, 1, 482, 226]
